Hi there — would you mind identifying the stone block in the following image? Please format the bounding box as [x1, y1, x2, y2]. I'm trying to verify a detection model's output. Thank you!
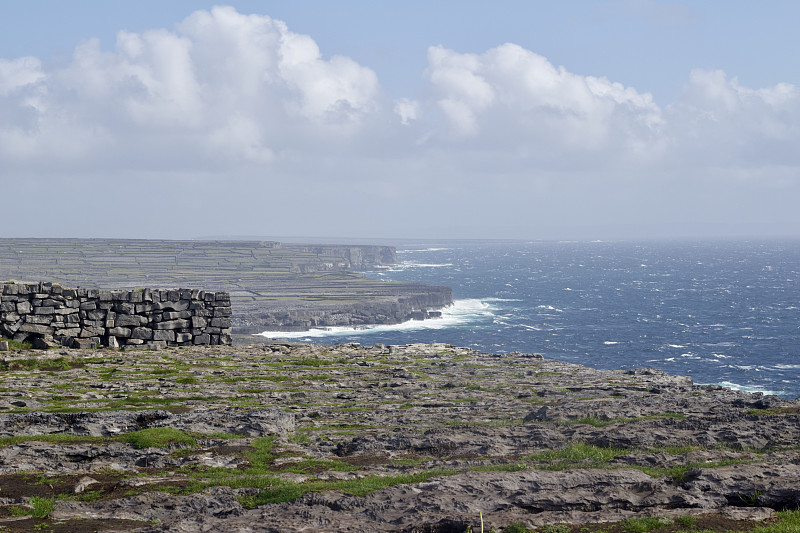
[107, 336, 121, 349]
[125, 338, 144, 345]
[18, 323, 54, 335]
[163, 310, 191, 320]
[81, 326, 106, 337]
[32, 336, 59, 350]
[72, 338, 95, 349]
[129, 291, 143, 303]
[154, 319, 190, 330]
[108, 327, 131, 338]
[153, 330, 175, 342]
[210, 318, 232, 328]
[191, 316, 207, 328]
[1, 301, 16, 313]
[116, 314, 145, 327]
[175, 332, 192, 343]
[55, 327, 82, 337]
[0, 340, 8, 351]
[34, 306, 55, 315]
[213, 307, 233, 317]
[98, 291, 113, 302]
[131, 327, 153, 340]
[161, 301, 189, 312]
[79, 301, 96, 311]
[115, 302, 135, 314]
[193, 333, 211, 345]
[2, 312, 20, 323]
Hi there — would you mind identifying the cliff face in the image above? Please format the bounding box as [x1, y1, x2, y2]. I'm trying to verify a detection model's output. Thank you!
[281, 244, 396, 270]
[240, 284, 454, 333]
[0, 239, 450, 334]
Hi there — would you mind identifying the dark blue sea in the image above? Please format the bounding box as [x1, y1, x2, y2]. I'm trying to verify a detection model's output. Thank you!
[261, 240, 800, 399]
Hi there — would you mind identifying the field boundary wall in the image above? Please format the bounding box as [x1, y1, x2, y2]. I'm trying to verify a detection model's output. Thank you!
[0, 282, 232, 349]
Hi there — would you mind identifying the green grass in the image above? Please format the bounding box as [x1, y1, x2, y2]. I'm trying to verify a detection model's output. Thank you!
[117, 428, 198, 450]
[242, 469, 456, 507]
[528, 442, 628, 469]
[621, 517, 673, 532]
[0, 336, 33, 350]
[8, 496, 55, 519]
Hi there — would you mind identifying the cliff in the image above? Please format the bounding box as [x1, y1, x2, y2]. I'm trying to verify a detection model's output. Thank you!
[0, 238, 452, 334]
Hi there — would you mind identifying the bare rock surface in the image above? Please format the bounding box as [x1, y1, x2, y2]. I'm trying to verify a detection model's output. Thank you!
[1, 342, 799, 532]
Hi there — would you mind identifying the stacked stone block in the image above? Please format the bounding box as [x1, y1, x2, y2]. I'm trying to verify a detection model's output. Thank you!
[0, 282, 232, 349]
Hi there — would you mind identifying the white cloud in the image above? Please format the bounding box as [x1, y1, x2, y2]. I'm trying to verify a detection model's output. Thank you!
[667, 69, 800, 170]
[393, 98, 420, 126]
[0, 6, 798, 239]
[0, 6, 382, 172]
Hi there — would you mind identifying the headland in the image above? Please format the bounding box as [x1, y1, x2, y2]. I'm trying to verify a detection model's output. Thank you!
[0, 239, 453, 335]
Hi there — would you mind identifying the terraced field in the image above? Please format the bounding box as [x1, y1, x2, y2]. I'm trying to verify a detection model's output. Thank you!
[0, 239, 452, 333]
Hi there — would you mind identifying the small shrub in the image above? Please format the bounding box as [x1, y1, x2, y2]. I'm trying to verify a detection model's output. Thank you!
[675, 515, 697, 528]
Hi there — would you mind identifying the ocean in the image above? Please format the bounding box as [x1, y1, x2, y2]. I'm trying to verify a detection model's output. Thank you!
[260, 240, 800, 399]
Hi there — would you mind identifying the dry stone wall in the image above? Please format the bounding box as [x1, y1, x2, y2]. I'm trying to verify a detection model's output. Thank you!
[0, 282, 232, 350]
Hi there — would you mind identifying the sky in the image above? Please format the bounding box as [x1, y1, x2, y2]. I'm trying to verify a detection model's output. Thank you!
[1, 1, 799, 241]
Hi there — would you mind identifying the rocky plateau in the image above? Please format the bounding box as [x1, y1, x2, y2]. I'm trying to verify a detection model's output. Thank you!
[0, 341, 798, 532]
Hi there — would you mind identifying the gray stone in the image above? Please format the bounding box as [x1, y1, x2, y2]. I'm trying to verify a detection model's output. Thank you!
[193, 333, 211, 345]
[116, 314, 146, 328]
[131, 327, 153, 340]
[108, 327, 131, 338]
[18, 323, 54, 335]
[0, 340, 8, 351]
[154, 319, 190, 330]
[153, 330, 175, 342]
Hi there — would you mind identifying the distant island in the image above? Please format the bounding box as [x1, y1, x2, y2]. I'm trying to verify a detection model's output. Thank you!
[0, 238, 453, 337]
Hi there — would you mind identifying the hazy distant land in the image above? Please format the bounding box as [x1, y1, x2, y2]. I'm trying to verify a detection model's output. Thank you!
[0, 238, 452, 336]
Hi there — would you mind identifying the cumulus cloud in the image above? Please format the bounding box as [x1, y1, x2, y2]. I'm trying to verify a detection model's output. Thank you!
[0, 5, 798, 239]
[0, 6, 381, 172]
[667, 69, 800, 169]
[423, 43, 664, 168]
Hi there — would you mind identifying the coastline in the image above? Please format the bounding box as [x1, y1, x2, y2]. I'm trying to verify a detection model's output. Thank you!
[1, 341, 799, 531]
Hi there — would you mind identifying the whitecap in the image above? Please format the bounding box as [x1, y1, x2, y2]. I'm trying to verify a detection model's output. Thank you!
[258, 298, 497, 340]
[603, 341, 620, 345]
[714, 381, 784, 396]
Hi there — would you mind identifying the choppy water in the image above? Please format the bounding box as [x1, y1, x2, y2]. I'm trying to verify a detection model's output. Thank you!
[260, 240, 800, 399]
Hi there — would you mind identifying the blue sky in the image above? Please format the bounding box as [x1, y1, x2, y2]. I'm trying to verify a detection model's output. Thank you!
[1, 1, 799, 240]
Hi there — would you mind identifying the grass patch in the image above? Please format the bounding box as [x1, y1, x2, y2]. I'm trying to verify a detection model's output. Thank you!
[243, 469, 456, 507]
[528, 442, 628, 470]
[621, 516, 672, 532]
[0, 337, 33, 350]
[117, 428, 198, 450]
